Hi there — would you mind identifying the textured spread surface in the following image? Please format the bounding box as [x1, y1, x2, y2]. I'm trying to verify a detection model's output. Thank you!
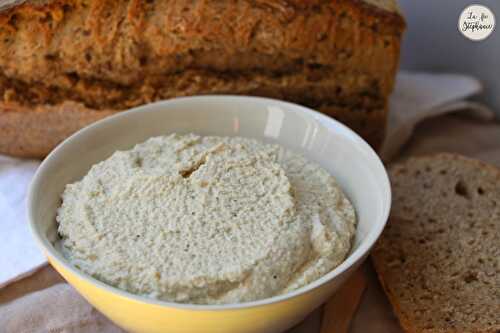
[372, 154, 500, 333]
[0, 0, 404, 156]
[57, 134, 356, 304]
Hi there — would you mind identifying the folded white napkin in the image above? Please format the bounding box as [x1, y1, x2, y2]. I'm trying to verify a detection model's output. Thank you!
[0, 71, 493, 290]
[381, 71, 493, 160]
[0, 156, 44, 288]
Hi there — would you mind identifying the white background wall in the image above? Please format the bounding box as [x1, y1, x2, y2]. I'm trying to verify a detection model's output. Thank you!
[399, 0, 500, 116]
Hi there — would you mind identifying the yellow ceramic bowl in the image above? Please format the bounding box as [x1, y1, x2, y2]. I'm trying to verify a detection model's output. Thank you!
[28, 96, 391, 333]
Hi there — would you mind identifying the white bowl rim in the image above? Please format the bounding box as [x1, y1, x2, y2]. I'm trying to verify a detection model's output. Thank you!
[28, 95, 391, 311]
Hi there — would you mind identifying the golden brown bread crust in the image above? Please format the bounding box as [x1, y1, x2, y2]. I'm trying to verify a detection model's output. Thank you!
[319, 104, 387, 149]
[0, 0, 403, 84]
[0, 101, 386, 157]
[0, 0, 404, 157]
[0, 69, 387, 111]
[0, 101, 116, 158]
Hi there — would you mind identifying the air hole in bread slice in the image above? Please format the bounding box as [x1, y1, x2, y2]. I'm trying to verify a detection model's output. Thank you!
[455, 181, 470, 199]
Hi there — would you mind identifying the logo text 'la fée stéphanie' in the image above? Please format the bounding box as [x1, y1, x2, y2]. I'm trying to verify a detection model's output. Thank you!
[459, 4, 495, 41]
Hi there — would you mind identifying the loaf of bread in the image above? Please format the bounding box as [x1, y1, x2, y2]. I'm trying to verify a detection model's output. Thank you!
[0, 0, 404, 158]
[372, 154, 500, 333]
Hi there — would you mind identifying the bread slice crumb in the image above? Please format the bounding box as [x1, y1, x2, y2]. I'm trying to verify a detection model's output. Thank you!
[372, 153, 500, 333]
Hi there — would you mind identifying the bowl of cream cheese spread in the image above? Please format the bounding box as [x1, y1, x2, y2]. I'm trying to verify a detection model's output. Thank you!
[28, 96, 391, 333]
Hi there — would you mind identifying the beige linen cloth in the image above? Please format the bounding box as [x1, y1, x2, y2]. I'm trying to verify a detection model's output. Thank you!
[1, 72, 499, 333]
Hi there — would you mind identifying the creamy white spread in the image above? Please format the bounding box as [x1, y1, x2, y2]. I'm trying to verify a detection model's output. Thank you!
[57, 134, 356, 304]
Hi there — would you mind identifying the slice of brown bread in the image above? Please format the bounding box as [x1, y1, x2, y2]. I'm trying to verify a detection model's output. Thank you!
[372, 153, 500, 333]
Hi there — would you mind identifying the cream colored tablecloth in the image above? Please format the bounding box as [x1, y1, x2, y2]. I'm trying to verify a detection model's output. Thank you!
[2, 113, 499, 333]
